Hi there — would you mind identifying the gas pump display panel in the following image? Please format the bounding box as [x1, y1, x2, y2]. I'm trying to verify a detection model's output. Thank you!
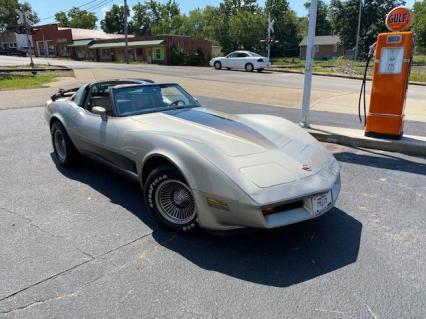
[379, 47, 404, 74]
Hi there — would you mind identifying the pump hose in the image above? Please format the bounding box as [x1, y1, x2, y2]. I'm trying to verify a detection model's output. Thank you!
[358, 43, 376, 126]
[358, 56, 372, 125]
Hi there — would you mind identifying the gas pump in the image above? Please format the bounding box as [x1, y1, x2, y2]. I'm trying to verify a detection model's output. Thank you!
[358, 6, 415, 139]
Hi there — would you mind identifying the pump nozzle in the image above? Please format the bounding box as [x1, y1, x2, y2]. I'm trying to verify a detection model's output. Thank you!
[367, 43, 376, 59]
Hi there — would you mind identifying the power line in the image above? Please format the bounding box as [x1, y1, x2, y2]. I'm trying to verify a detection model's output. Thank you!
[39, 0, 107, 21]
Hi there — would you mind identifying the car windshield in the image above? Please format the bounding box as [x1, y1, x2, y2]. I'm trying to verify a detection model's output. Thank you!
[111, 84, 200, 117]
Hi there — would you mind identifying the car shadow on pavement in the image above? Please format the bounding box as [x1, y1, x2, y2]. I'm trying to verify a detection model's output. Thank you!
[153, 207, 362, 288]
[50, 153, 158, 230]
[52, 154, 362, 288]
[334, 149, 426, 176]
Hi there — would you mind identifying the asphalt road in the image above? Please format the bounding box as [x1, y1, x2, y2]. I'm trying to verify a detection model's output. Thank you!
[0, 104, 425, 318]
[1, 55, 426, 101]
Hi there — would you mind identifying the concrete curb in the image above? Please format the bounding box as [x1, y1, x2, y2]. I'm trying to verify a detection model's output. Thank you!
[307, 125, 426, 157]
[267, 67, 426, 87]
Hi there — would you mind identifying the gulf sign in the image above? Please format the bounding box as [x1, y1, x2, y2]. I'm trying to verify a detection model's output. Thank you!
[385, 6, 413, 32]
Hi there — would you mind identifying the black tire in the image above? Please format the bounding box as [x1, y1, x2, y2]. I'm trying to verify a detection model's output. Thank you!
[245, 63, 254, 72]
[226, 67, 231, 70]
[257, 68, 264, 73]
[51, 121, 79, 167]
[144, 165, 198, 233]
[214, 61, 222, 70]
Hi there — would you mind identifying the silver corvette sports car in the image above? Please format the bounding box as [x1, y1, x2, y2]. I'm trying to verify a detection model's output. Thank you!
[45, 79, 341, 233]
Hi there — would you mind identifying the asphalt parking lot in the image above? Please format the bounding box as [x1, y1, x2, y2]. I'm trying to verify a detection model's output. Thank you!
[0, 105, 425, 318]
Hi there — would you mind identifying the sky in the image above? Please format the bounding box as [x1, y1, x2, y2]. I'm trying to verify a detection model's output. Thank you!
[31, 0, 417, 25]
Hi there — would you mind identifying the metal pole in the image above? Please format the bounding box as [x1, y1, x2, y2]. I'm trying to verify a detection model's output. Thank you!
[267, 14, 271, 60]
[124, 0, 129, 64]
[23, 15, 34, 67]
[354, 0, 362, 61]
[300, 0, 318, 128]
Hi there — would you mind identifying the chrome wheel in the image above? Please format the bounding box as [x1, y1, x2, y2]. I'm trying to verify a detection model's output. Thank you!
[155, 179, 196, 225]
[54, 129, 66, 162]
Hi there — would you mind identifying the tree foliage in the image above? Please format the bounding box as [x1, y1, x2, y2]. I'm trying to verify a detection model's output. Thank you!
[265, 0, 301, 56]
[413, 0, 426, 51]
[132, 0, 181, 35]
[101, 5, 132, 34]
[330, 0, 405, 59]
[55, 7, 97, 29]
[304, 0, 332, 36]
[0, 0, 38, 33]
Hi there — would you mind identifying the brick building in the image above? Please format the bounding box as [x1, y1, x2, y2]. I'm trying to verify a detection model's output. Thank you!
[299, 35, 345, 60]
[31, 25, 212, 65]
[31, 24, 126, 58]
[86, 35, 212, 65]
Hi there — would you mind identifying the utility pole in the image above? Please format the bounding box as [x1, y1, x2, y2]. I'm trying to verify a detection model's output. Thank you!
[354, 0, 362, 61]
[300, 0, 318, 128]
[124, 0, 129, 64]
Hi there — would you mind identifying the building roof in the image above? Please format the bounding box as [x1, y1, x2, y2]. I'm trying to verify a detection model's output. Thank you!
[57, 27, 131, 41]
[299, 35, 340, 46]
[89, 40, 164, 49]
[68, 39, 94, 47]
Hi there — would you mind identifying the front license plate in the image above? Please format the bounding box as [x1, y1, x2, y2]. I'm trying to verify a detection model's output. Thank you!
[312, 191, 332, 215]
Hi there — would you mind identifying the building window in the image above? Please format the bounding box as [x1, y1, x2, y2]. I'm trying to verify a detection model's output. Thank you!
[155, 48, 161, 60]
[37, 41, 45, 56]
[152, 47, 164, 60]
[314, 45, 319, 53]
[47, 40, 55, 55]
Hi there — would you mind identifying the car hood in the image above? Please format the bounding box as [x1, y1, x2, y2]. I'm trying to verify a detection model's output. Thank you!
[130, 107, 335, 190]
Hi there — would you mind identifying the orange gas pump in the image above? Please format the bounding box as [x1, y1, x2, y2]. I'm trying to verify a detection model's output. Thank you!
[359, 6, 415, 139]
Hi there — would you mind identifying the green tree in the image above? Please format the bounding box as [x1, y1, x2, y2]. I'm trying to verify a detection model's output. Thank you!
[0, 0, 38, 32]
[131, 0, 182, 35]
[178, 7, 217, 40]
[304, 0, 332, 36]
[101, 5, 132, 34]
[413, 0, 426, 51]
[330, 0, 405, 59]
[55, 7, 97, 29]
[265, 0, 302, 57]
[229, 11, 266, 51]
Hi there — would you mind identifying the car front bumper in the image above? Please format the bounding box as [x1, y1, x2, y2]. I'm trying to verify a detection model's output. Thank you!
[192, 172, 341, 231]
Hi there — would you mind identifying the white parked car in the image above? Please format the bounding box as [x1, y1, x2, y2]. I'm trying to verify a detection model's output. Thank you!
[209, 51, 271, 72]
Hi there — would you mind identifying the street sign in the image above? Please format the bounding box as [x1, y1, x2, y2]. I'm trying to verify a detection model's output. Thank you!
[16, 9, 33, 26]
[268, 15, 274, 33]
[385, 6, 412, 32]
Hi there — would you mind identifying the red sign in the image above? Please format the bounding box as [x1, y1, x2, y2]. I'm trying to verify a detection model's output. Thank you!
[385, 6, 413, 32]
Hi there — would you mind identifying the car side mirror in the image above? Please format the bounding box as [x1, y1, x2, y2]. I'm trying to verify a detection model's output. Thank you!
[92, 106, 107, 121]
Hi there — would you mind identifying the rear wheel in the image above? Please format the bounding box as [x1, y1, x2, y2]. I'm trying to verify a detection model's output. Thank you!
[144, 165, 198, 233]
[214, 61, 222, 70]
[245, 63, 254, 72]
[51, 121, 79, 167]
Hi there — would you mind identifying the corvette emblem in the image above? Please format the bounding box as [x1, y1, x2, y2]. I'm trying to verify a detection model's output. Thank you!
[302, 164, 312, 171]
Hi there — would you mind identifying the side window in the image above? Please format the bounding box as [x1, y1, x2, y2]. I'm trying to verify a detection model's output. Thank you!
[228, 53, 238, 58]
[238, 53, 249, 58]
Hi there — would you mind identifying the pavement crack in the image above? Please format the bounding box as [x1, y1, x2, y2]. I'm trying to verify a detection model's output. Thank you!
[0, 206, 95, 260]
[0, 259, 91, 304]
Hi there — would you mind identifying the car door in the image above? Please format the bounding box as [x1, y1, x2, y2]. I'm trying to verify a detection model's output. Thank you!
[236, 52, 250, 69]
[222, 52, 238, 68]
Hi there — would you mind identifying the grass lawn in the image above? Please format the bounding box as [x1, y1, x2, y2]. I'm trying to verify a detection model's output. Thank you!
[271, 56, 426, 83]
[0, 74, 56, 90]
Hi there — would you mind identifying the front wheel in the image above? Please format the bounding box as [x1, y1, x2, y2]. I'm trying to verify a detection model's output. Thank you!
[51, 121, 79, 167]
[214, 61, 222, 70]
[144, 165, 198, 233]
